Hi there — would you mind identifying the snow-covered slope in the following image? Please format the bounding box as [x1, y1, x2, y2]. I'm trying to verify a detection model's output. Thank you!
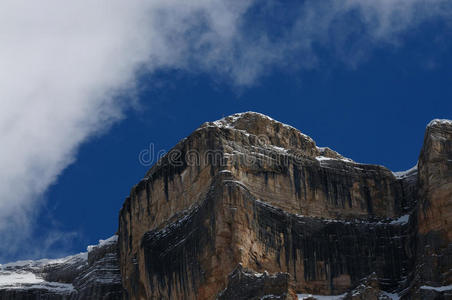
[0, 235, 122, 299]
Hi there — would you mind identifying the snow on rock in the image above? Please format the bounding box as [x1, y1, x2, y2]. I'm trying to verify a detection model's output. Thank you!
[297, 293, 347, 299]
[0, 271, 43, 286]
[392, 164, 418, 180]
[0, 252, 87, 275]
[209, 112, 287, 129]
[380, 291, 401, 300]
[266, 144, 289, 154]
[420, 285, 452, 292]
[0, 270, 74, 293]
[24, 282, 74, 293]
[298, 292, 399, 300]
[315, 156, 353, 163]
[315, 156, 336, 162]
[206, 111, 314, 141]
[257, 197, 412, 227]
[390, 214, 410, 225]
[87, 234, 118, 252]
[0, 234, 120, 297]
[427, 119, 452, 128]
[0, 252, 84, 293]
[316, 147, 353, 162]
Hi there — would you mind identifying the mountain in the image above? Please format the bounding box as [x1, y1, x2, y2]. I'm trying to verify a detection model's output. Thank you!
[1, 112, 451, 300]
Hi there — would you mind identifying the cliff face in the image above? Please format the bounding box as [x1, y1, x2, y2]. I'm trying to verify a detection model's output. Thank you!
[117, 112, 451, 300]
[417, 119, 452, 297]
[1, 113, 451, 300]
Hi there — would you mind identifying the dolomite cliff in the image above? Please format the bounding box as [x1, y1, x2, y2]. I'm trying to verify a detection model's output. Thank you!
[118, 113, 451, 300]
[0, 112, 451, 300]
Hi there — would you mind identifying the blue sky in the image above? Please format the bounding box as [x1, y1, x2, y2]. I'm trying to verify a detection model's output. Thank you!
[1, 0, 452, 262]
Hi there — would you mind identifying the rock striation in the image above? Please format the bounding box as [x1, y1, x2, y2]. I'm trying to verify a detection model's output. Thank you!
[1, 112, 451, 300]
[416, 119, 452, 299]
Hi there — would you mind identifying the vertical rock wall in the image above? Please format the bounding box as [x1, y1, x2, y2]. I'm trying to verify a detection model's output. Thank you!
[417, 120, 452, 289]
[118, 113, 434, 299]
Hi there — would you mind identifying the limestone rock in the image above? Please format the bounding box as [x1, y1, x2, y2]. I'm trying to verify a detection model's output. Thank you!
[417, 119, 452, 289]
[118, 112, 432, 299]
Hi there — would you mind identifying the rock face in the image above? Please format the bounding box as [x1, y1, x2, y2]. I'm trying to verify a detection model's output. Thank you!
[416, 119, 452, 299]
[0, 236, 123, 300]
[1, 112, 451, 300]
[216, 264, 296, 300]
[117, 112, 451, 299]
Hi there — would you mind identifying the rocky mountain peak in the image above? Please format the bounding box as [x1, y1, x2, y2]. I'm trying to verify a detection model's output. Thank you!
[427, 118, 452, 129]
[201, 112, 320, 157]
[421, 118, 452, 162]
[203, 111, 294, 131]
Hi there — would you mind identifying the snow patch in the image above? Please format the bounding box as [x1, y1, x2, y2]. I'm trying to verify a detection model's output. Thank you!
[393, 164, 418, 179]
[0, 271, 43, 286]
[380, 291, 400, 300]
[0, 271, 74, 293]
[0, 234, 119, 294]
[297, 293, 347, 300]
[390, 214, 410, 225]
[87, 235, 118, 252]
[26, 282, 74, 293]
[261, 295, 278, 299]
[0, 252, 87, 271]
[420, 285, 452, 292]
[0, 252, 85, 293]
[267, 145, 289, 153]
[315, 156, 335, 162]
[315, 156, 353, 163]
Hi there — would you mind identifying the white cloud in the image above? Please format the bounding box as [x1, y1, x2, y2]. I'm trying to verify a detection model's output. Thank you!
[0, 0, 450, 261]
[0, 0, 254, 260]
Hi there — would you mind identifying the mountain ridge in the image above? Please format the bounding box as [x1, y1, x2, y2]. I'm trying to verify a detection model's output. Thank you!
[1, 112, 451, 300]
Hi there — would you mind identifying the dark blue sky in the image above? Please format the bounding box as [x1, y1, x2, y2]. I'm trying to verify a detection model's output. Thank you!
[6, 6, 452, 262]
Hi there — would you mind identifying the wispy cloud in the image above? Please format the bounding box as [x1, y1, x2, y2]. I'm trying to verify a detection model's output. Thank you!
[0, 0, 450, 261]
[0, 0, 257, 261]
